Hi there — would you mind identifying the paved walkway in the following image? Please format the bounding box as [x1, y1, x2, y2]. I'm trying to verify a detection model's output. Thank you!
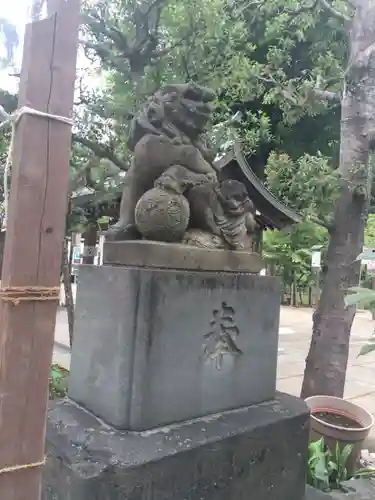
[53, 305, 375, 447]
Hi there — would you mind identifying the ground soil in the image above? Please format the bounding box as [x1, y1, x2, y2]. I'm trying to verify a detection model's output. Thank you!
[313, 411, 363, 429]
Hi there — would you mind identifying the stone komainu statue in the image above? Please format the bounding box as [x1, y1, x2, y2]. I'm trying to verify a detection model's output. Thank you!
[106, 82, 256, 250]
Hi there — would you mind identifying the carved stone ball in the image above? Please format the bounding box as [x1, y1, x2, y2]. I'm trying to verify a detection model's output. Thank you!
[135, 187, 190, 243]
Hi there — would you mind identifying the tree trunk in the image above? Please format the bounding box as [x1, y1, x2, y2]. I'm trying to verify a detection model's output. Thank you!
[82, 224, 97, 265]
[301, 1, 375, 398]
[62, 238, 75, 348]
[292, 271, 297, 307]
[299, 287, 303, 307]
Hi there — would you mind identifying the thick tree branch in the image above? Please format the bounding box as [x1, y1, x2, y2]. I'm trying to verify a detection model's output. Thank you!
[85, 16, 196, 77]
[280, 87, 341, 104]
[312, 88, 341, 102]
[281, 0, 350, 24]
[307, 214, 335, 231]
[83, 42, 130, 74]
[144, 0, 168, 17]
[69, 159, 101, 193]
[317, 0, 350, 23]
[72, 134, 128, 171]
[225, 0, 263, 19]
[256, 74, 341, 106]
[83, 0, 173, 77]
[151, 33, 195, 59]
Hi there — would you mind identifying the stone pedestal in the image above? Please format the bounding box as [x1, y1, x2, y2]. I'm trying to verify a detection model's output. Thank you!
[103, 240, 264, 272]
[69, 242, 280, 431]
[45, 241, 310, 500]
[44, 392, 309, 500]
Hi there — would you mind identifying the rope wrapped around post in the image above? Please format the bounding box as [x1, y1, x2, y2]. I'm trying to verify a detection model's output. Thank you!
[0, 457, 46, 475]
[0, 105, 73, 225]
[0, 286, 61, 306]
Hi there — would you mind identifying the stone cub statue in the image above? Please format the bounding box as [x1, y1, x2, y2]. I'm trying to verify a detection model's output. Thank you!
[186, 179, 257, 250]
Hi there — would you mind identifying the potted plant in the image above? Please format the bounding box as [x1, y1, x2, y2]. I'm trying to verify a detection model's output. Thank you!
[306, 437, 375, 499]
[307, 437, 375, 493]
[305, 396, 374, 474]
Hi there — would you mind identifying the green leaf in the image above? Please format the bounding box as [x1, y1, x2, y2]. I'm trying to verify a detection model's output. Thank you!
[327, 460, 337, 472]
[314, 459, 329, 484]
[309, 438, 325, 454]
[339, 444, 353, 468]
[308, 438, 331, 489]
[358, 338, 375, 357]
[353, 467, 375, 477]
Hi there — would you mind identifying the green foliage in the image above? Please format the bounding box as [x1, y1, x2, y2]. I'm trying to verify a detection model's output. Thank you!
[307, 438, 375, 492]
[78, 0, 346, 174]
[9, 0, 350, 238]
[0, 1, 353, 242]
[66, 141, 124, 234]
[66, 0, 356, 242]
[263, 145, 340, 295]
[365, 215, 375, 248]
[308, 438, 351, 491]
[266, 151, 340, 225]
[49, 364, 69, 399]
[263, 221, 328, 293]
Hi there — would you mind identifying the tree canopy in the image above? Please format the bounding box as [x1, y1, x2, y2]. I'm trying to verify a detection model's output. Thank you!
[0, 0, 361, 241]
[1, 0, 348, 215]
[76, 0, 345, 175]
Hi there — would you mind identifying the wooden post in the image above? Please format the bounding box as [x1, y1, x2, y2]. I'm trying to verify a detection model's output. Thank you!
[0, 2, 80, 499]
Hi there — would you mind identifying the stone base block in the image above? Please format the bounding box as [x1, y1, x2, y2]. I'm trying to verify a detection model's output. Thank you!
[103, 240, 264, 273]
[44, 392, 309, 500]
[69, 264, 281, 431]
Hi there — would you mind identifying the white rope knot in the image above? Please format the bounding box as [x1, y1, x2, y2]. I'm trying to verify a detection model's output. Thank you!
[0, 106, 73, 228]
